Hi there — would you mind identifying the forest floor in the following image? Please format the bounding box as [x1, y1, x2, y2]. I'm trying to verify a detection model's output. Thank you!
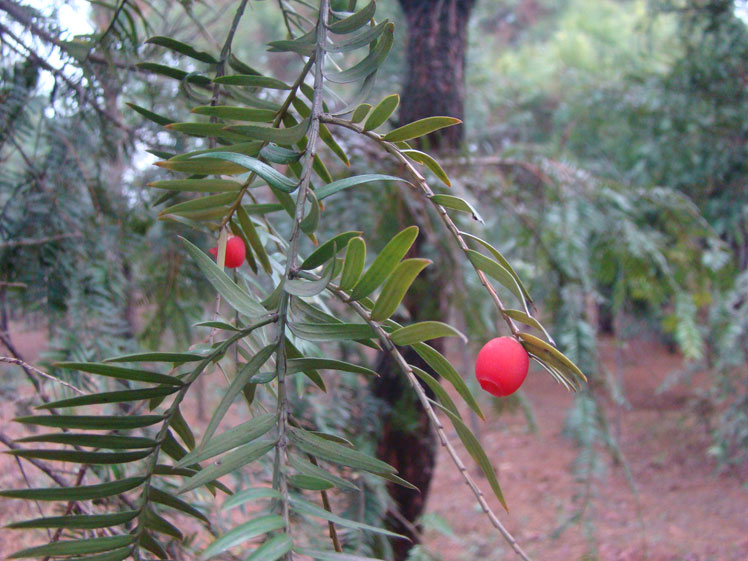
[1, 329, 747, 561]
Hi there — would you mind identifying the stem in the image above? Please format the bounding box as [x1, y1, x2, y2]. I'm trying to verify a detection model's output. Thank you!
[271, 2, 329, 555]
[218, 54, 317, 231]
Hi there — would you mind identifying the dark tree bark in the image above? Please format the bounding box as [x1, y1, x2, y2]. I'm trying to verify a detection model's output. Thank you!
[371, 2, 476, 559]
[398, 0, 475, 150]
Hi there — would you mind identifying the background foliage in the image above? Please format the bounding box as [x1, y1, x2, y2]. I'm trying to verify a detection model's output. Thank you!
[1, 0, 747, 560]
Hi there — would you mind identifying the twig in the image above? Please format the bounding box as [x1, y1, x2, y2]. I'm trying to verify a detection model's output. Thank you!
[321, 116, 525, 339]
[270, 4, 329, 556]
[0, 356, 85, 395]
[0, 233, 82, 249]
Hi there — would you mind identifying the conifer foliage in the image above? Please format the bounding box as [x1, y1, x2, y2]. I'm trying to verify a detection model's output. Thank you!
[1, 2, 584, 560]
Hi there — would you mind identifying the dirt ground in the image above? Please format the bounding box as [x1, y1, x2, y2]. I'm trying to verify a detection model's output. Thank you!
[1, 329, 747, 561]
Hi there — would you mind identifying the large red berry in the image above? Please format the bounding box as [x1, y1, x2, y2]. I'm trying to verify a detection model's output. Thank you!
[209, 235, 246, 268]
[475, 336, 529, 397]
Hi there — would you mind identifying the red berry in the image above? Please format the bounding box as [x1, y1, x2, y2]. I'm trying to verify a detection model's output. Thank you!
[475, 337, 529, 397]
[209, 235, 246, 268]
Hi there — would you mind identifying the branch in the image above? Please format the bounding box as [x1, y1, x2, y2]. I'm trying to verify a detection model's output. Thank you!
[271, 2, 329, 555]
[0, 357, 85, 395]
[0, 233, 82, 248]
[326, 282, 534, 561]
[0, 0, 139, 71]
[0, 21, 132, 133]
[321, 116, 524, 337]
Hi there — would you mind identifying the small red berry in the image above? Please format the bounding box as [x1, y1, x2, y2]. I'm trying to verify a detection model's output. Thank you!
[209, 235, 246, 268]
[475, 336, 529, 397]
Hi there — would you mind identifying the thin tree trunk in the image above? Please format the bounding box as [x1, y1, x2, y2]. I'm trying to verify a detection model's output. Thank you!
[372, 2, 475, 559]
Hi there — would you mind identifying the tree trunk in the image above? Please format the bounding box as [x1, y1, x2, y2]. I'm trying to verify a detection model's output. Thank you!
[372, 2, 475, 559]
[398, 0, 475, 150]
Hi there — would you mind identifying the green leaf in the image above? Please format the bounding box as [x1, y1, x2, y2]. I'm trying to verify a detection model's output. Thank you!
[339, 236, 366, 290]
[290, 474, 333, 490]
[412, 343, 483, 420]
[350, 226, 419, 301]
[351, 103, 371, 123]
[35, 386, 178, 410]
[389, 322, 466, 346]
[15, 433, 157, 449]
[289, 427, 396, 475]
[0, 477, 144, 501]
[410, 366, 459, 416]
[200, 514, 285, 560]
[318, 124, 350, 167]
[246, 535, 293, 561]
[178, 440, 276, 495]
[8, 535, 134, 559]
[285, 259, 335, 298]
[466, 250, 525, 306]
[139, 531, 168, 559]
[315, 173, 408, 201]
[328, 1, 376, 33]
[182, 237, 266, 317]
[267, 37, 315, 56]
[192, 152, 298, 192]
[170, 141, 263, 161]
[438, 403, 508, 511]
[327, 20, 390, 52]
[148, 179, 241, 193]
[199, 345, 275, 446]
[287, 358, 377, 377]
[301, 231, 362, 269]
[126, 102, 174, 126]
[170, 406, 196, 450]
[519, 332, 586, 384]
[236, 206, 272, 274]
[503, 310, 554, 343]
[288, 322, 378, 343]
[214, 74, 291, 89]
[382, 117, 462, 142]
[300, 192, 321, 234]
[290, 496, 407, 539]
[221, 487, 280, 511]
[148, 486, 209, 524]
[370, 258, 430, 321]
[289, 455, 359, 491]
[260, 144, 302, 164]
[160, 193, 235, 217]
[14, 415, 163, 430]
[402, 149, 451, 186]
[104, 352, 206, 363]
[5, 510, 138, 530]
[145, 508, 183, 539]
[326, 24, 394, 83]
[226, 118, 310, 146]
[146, 36, 218, 63]
[462, 233, 533, 305]
[55, 362, 183, 386]
[191, 105, 276, 122]
[154, 158, 247, 175]
[431, 194, 483, 223]
[178, 414, 275, 467]
[6, 449, 151, 464]
[165, 122, 249, 142]
[364, 94, 399, 132]
[137, 62, 211, 86]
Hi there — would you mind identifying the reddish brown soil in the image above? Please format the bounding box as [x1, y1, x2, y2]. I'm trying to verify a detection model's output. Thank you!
[425, 338, 748, 561]
[1, 330, 747, 561]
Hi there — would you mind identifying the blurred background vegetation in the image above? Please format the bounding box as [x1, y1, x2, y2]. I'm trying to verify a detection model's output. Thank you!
[1, 0, 747, 559]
